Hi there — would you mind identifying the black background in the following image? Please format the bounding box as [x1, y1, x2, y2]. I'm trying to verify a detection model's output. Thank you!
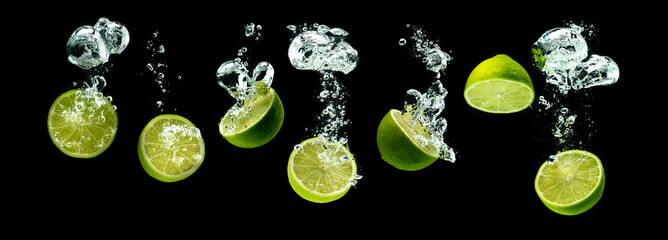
[12, 4, 656, 233]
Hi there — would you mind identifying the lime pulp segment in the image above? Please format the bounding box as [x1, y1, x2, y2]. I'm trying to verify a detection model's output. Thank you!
[464, 79, 534, 113]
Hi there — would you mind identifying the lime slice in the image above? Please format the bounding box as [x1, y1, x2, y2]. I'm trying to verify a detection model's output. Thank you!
[376, 109, 439, 171]
[464, 54, 534, 113]
[220, 88, 284, 148]
[535, 150, 605, 215]
[47, 88, 118, 158]
[288, 137, 357, 203]
[138, 114, 205, 182]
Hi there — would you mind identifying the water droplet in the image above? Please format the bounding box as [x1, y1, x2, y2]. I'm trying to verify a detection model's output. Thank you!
[398, 38, 407, 46]
[548, 155, 558, 162]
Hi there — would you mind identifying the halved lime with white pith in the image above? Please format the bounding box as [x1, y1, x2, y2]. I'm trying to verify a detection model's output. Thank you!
[535, 150, 605, 215]
[288, 137, 357, 203]
[47, 88, 118, 158]
[464, 54, 534, 113]
[138, 114, 205, 183]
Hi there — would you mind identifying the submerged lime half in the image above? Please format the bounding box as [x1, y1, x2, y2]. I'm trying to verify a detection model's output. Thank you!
[288, 137, 358, 203]
[376, 109, 439, 171]
[47, 88, 118, 158]
[535, 150, 605, 215]
[138, 114, 205, 183]
[464, 54, 534, 113]
[220, 88, 284, 148]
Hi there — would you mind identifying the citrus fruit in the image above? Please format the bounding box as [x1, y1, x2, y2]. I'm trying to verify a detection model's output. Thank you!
[47, 88, 118, 158]
[376, 109, 439, 171]
[464, 54, 534, 113]
[220, 88, 284, 148]
[535, 150, 605, 215]
[138, 114, 205, 183]
[288, 137, 358, 203]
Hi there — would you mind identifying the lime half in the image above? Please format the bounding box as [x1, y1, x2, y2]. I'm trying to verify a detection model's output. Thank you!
[220, 88, 284, 148]
[288, 137, 358, 203]
[138, 114, 205, 183]
[535, 150, 605, 215]
[464, 54, 534, 113]
[376, 109, 439, 171]
[47, 88, 118, 158]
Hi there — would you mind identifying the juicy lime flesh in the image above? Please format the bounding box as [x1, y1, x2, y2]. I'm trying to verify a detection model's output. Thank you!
[221, 88, 273, 136]
[536, 150, 603, 206]
[140, 115, 204, 181]
[465, 79, 534, 113]
[289, 137, 356, 202]
[48, 89, 118, 158]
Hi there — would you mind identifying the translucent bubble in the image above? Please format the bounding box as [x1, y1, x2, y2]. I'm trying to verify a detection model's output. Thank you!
[252, 61, 274, 90]
[94, 17, 130, 55]
[398, 38, 407, 46]
[216, 60, 251, 99]
[569, 54, 619, 90]
[67, 26, 109, 69]
[67, 17, 129, 69]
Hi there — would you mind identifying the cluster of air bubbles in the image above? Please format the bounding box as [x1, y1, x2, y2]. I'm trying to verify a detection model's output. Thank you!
[287, 23, 358, 141]
[552, 107, 577, 143]
[532, 23, 619, 94]
[287, 23, 358, 74]
[145, 30, 181, 112]
[244, 23, 263, 40]
[537, 95, 553, 111]
[67, 17, 129, 70]
[402, 81, 455, 162]
[400, 24, 452, 79]
[399, 25, 455, 162]
[217, 23, 274, 134]
[156, 121, 202, 168]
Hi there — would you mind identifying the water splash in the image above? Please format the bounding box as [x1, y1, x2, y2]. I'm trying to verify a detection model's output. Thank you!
[287, 23, 358, 74]
[404, 24, 452, 79]
[399, 25, 455, 162]
[67, 17, 129, 70]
